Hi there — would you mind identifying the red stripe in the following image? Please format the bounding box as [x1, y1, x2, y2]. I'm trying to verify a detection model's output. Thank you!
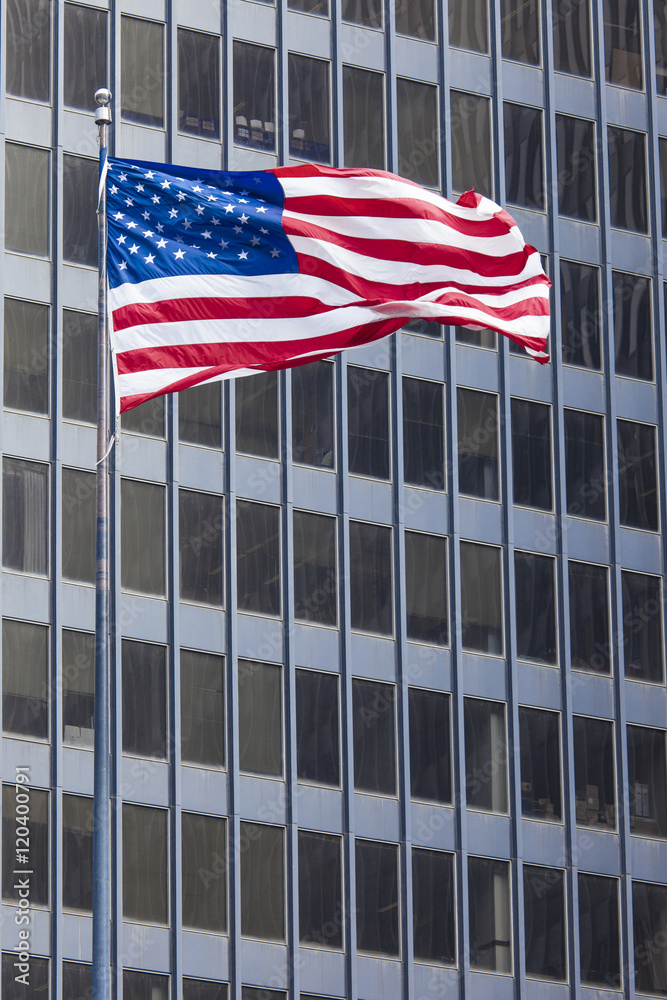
[112, 294, 336, 334]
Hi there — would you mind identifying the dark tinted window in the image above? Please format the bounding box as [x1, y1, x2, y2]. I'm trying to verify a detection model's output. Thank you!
[63, 310, 96, 423]
[409, 688, 451, 803]
[233, 42, 276, 151]
[2, 785, 48, 905]
[560, 260, 601, 370]
[2, 620, 48, 740]
[2, 955, 49, 998]
[355, 840, 399, 955]
[298, 831, 342, 948]
[403, 377, 444, 489]
[553, 0, 591, 76]
[556, 115, 597, 222]
[343, 66, 385, 169]
[564, 409, 606, 521]
[178, 29, 219, 138]
[62, 468, 95, 584]
[179, 490, 224, 606]
[122, 640, 167, 759]
[5, 143, 50, 256]
[294, 511, 337, 626]
[342, 0, 382, 27]
[469, 857, 512, 972]
[515, 552, 557, 665]
[63, 794, 93, 911]
[4, 297, 49, 414]
[5, 0, 50, 102]
[608, 127, 648, 233]
[449, 0, 487, 51]
[184, 981, 227, 1000]
[501, 0, 539, 63]
[123, 971, 169, 1000]
[658, 0, 667, 95]
[511, 398, 552, 510]
[617, 420, 658, 531]
[62, 629, 94, 746]
[412, 849, 456, 963]
[182, 813, 227, 931]
[121, 397, 165, 438]
[292, 361, 334, 468]
[633, 881, 667, 994]
[569, 562, 611, 673]
[622, 571, 664, 683]
[405, 531, 448, 646]
[519, 707, 562, 820]
[523, 865, 567, 980]
[64, 3, 107, 111]
[236, 501, 281, 616]
[179, 382, 222, 448]
[457, 327, 496, 349]
[289, 0, 328, 13]
[121, 16, 164, 127]
[121, 479, 165, 595]
[450, 92, 492, 198]
[457, 388, 499, 500]
[63, 963, 93, 1000]
[238, 660, 282, 777]
[181, 649, 225, 768]
[352, 678, 396, 795]
[296, 669, 340, 786]
[504, 104, 544, 210]
[288, 54, 330, 162]
[348, 366, 390, 480]
[396, 0, 435, 39]
[460, 542, 502, 654]
[613, 271, 652, 381]
[240, 822, 284, 940]
[349, 521, 393, 635]
[627, 726, 667, 838]
[573, 715, 616, 831]
[604, 0, 642, 88]
[122, 805, 168, 924]
[3, 457, 49, 575]
[397, 78, 439, 188]
[236, 372, 278, 459]
[464, 699, 508, 813]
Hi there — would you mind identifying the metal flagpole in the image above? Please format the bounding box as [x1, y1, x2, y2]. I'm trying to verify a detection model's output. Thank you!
[93, 87, 113, 1000]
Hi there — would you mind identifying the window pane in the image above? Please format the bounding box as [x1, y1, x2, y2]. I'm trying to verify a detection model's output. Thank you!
[121, 479, 165, 595]
[464, 698, 508, 812]
[405, 532, 448, 646]
[3, 620, 48, 740]
[3, 457, 48, 575]
[298, 831, 342, 948]
[121, 397, 165, 437]
[242, 990, 284, 1000]
[288, 54, 330, 162]
[556, 115, 597, 222]
[63, 310, 96, 423]
[511, 399, 552, 510]
[123, 971, 169, 1000]
[184, 982, 227, 1000]
[4, 297, 49, 413]
[564, 410, 606, 520]
[289, 0, 328, 13]
[397, 78, 439, 188]
[456, 327, 496, 349]
[604, 0, 642, 88]
[504, 104, 544, 210]
[405, 317, 442, 339]
[413, 849, 455, 964]
[457, 388, 499, 500]
[450, 91, 492, 198]
[658, 0, 667, 95]
[343, 66, 384, 169]
[403, 376, 444, 489]
[179, 490, 224, 606]
[63, 156, 97, 266]
[121, 16, 164, 126]
[553, 0, 591, 75]
[293, 511, 337, 626]
[238, 660, 282, 776]
[122, 804, 168, 923]
[5, 143, 49, 256]
[348, 366, 390, 479]
[524, 866, 567, 980]
[236, 501, 281, 616]
[64, 3, 107, 111]
[622, 572, 664, 683]
[449, 0, 488, 52]
[469, 857, 511, 972]
[460, 542, 502, 654]
[179, 382, 222, 448]
[560, 260, 601, 370]
[633, 881, 667, 994]
[62, 468, 95, 584]
[396, 0, 435, 39]
[181, 649, 224, 768]
[178, 29, 219, 138]
[62, 629, 95, 746]
[182, 813, 227, 931]
[578, 874, 620, 987]
[501, 0, 539, 63]
[342, 0, 382, 27]
[569, 562, 611, 673]
[2, 954, 49, 999]
[353, 678, 396, 795]
[613, 271, 652, 380]
[240, 822, 284, 940]
[63, 794, 93, 911]
[520, 707, 562, 820]
[292, 361, 334, 468]
[627, 726, 667, 838]
[2, 785, 49, 905]
[574, 716, 616, 830]
[5, 0, 50, 101]
[122, 640, 167, 759]
[63, 963, 92, 1000]
[355, 840, 399, 955]
[296, 669, 340, 786]
[349, 521, 393, 635]
[233, 42, 276, 151]
[409, 688, 451, 803]
[608, 126, 648, 233]
[618, 420, 658, 531]
[515, 552, 557, 665]
[236, 372, 278, 459]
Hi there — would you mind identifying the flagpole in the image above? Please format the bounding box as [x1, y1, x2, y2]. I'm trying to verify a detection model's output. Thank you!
[93, 87, 113, 1000]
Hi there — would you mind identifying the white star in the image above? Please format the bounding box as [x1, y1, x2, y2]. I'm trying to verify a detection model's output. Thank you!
[202, 229, 212, 240]
[206, 252, 218, 259]
[195, 205, 205, 216]
[240, 189, 249, 196]
[113, 212, 124, 221]
[219, 238, 229, 249]
[240, 213, 249, 224]
[270, 248, 280, 258]
[125, 197, 133, 206]
[224, 204, 234, 214]
[110, 184, 118, 194]
[117, 234, 127, 245]
[250, 235, 261, 246]
[238, 250, 249, 260]
[238, 198, 249, 204]
[161, 179, 171, 189]
[119, 172, 127, 181]
[151, 194, 161, 204]
[145, 171, 155, 179]
[177, 191, 186, 201]
[129, 243, 140, 254]
[256, 205, 268, 213]
[207, 195, 217, 202]
[210, 216, 220, 226]
[252, 176, 262, 184]
[190, 244, 201, 249]
[169, 208, 178, 219]
[182, 219, 192, 230]
[144, 253, 155, 264]
[142, 210, 150, 221]
[260, 227, 269, 235]
[193, 185, 203, 193]
[234, 226, 243, 235]
[156, 238, 167, 249]
[135, 183, 144, 192]
[156, 222, 164, 232]
[143, 230, 153, 238]
[127, 221, 138, 230]
[173, 249, 186, 260]
[119, 261, 127, 270]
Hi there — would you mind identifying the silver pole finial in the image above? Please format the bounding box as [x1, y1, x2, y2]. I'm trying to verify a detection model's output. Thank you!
[94, 88, 112, 125]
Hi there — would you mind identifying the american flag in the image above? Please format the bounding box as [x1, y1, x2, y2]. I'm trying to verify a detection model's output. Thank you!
[106, 157, 550, 412]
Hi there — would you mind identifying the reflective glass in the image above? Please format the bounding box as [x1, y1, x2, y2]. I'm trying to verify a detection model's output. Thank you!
[608, 126, 648, 233]
[121, 16, 164, 127]
[62, 630, 95, 746]
[457, 388, 499, 500]
[233, 42, 276, 151]
[236, 501, 281, 616]
[553, 0, 591, 76]
[5, 143, 49, 256]
[179, 489, 224, 606]
[5, 0, 50, 102]
[409, 688, 451, 803]
[121, 397, 165, 437]
[504, 104, 544, 210]
[2, 457, 49, 576]
[627, 726, 667, 838]
[236, 371, 278, 458]
[122, 805, 168, 923]
[604, 0, 642, 88]
[403, 376, 445, 489]
[560, 260, 601, 370]
[412, 849, 455, 964]
[63, 310, 96, 423]
[348, 366, 390, 479]
[661, 138, 667, 236]
[121, 479, 165, 595]
[296, 669, 340, 786]
[62, 468, 95, 584]
[182, 813, 227, 931]
[450, 92, 492, 198]
[3, 297, 49, 414]
[288, 54, 330, 162]
[519, 707, 562, 820]
[456, 327, 496, 349]
[524, 867, 567, 980]
[349, 520, 393, 635]
[63, 963, 92, 1000]
[617, 420, 658, 531]
[569, 562, 611, 673]
[178, 29, 219, 138]
[289, 0, 328, 13]
[352, 678, 396, 795]
[622, 572, 664, 683]
[511, 398, 552, 510]
[449, 0, 488, 52]
[469, 858, 512, 972]
[573, 715, 616, 831]
[123, 971, 169, 1000]
[181, 649, 225, 768]
[564, 409, 606, 521]
[613, 271, 652, 381]
[556, 115, 597, 222]
[405, 531, 448, 646]
[343, 66, 385, 169]
[2, 787, 48, 904]
[64, 3, 107, 111]
[501, 0, 539, 64]
[63, 794, 93, 911]
[238, 659, 282, 776]
[298, 831, 342, 948]
[179, 382, 222, 448]
[397, 78, 439, 188]
[514, 552, 557, 665]
[460, 542, 502, 654]
[2, 619, 48, 739]
[355, 840, 399, 955]
[240, 822, 285, 940]
[464, 698, 508, 812]
[293, 510, 337, 626]
[292, 361, 334, 468]
[342, 0, 382, 27]
[396, 0, 435, 39]
[184, 982, 227, 1000]
[122, 640, 167, 759]
[633, 881, 667, 993]
[658, 0, 667, 95]
[2, 955, 49, 998]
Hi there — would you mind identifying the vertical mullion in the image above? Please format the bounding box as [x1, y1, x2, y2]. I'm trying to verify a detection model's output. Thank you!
[168, 405, 182, 1000]
[277, 0, 289, 166]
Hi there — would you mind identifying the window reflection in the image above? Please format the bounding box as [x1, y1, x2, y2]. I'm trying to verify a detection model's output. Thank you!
[349, 520, 393, 635]
[573, 716, 616, 831]
[556, 115, 597, 222]
[515, 552, 558, 665]
[612, 271, 652, 381]
[504, 103, 545, 210]
[121, 16, 164, 127]
[464, 698, 508, 812]
[5, 0, 50, 102]
[412, 849, 456, 963]
[564, 409, 606, 521]
[622, 571, 664, 683]
[233, 42, 276, 151]
[64, 3, 107, 112]
[553, 0, 591, 76]
[5, 143, 50, 257]
[524, 866, 567, 980]
[2, 619, 48, 740]
[292, 361, 334, 468]
[569, 562, 611, 673]
[617, 420, 658, 531]
[460, 542, 502, 654]
[343, 66, 385, 169]
[178, 29, 220, 138]
[604, 0, 642, 89]
[288, 54, 330, 162]
[450, 92, 492, 198]
[469, 858, 512, 972]
[355, 840, 399, 955]
[519, 707, 562, 820]
[396, 0, 435, 40]
[560, 261, 601, 370]
[501, 0, 540, 64]
[608, 126, 648, 233]
[627, 726, 667, 838]
[3, 298, 49, 414]
[397, 78, 439, 188]
[449, 0, 488, 52]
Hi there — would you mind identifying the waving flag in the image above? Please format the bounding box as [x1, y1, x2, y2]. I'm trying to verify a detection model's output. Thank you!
[106, 157, 550, 412]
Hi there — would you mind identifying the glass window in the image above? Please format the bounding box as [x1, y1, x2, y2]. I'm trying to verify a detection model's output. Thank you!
[123, 971, 169, 1000]
[511, 398, 552, 510]
[556, 115, 597, 222]
[179, 382, 221, 448]
[613, 271, 652, 381]
[355, 840, 399, 955]
[564, 409, 606, 521]
[63, 154, 97, 267]
[2, 785, 49, 905]
[469, 857, 512, 973]
[449, 0, 488, 52]
[409, 688, 451, 803]
[460, 542, 502, 654]
[573, 715, 616, 830]
[659, 1, 667, 95]
[289, 54, 330, 162]
[405, 317, 442, 339]
[122, 804, 168, 923]
[243, 990, 284, 1000]
[412, 849, 455, 964]
[236, 500, 281, 616]
[553, 0, 591, 76]
[2, 620, 48, 740]
[519, 707, 562, 820]
[181, 649, 224, 768]
[5, 0, 50, 102]
[515, 552, 557, 665]
[633, 880, 667, 994]
[233, 42, 276, 151]
[3, 457, 48, 576]
[238, 660, 282, 776]
[292, 361, 334, 468]
[182, 813, 227, 931]
[569, 562, 611, 673]
[293, 510, 337, 626]
[178, 29, 219, 138]
[627, 725, 667, 838]
[121, 15, 164, 127]
[504, 104, 544, 211]
[4, 297, 49, 414]
[5, 143, 49, 256]
[608, 126, 648, 233]
[63, 963, 93, 1000]
[63, 794, 93, 911]
[457, 388, 499, 501]
[184, 982, 227, 1000]
[64, 3, 107, 112]
[604, 0, 642, 88]
[456, 327, 497, 349]
[298, 831, 342, 948]
[352, 678, 396, 795]
[622, 571, 664, 683]
[578, 874, 621, 988]
[403, 376, 444, 490]
[501, 0, 539, 64]
[121, 397, 165, 438]
[561, 260, 601, 370]
[179, 490, 224, 606]
[405, 531, 448, 646]
[349, 521, 393, 635]
[63, 310, 96, 423]
[464, 698, 508, 813]
[121, 479, 165, 595]
[396, 0, 435, 38]
[450, 92, 492, 199]
[397, 78, 439, 188]
[2, 954, 49, 998]
[289, 0, 328, 13]
[236, 372, 278, 459]
[342, 0, 382, 27]
[62, 629, 95, 747]
[348, 366, 390, 480]
[62, 468, 95, 585]
[343, 66, 385, 169]
[296, 669, 340, 786]
[618, 420, 658, 531]
[122, 640, 167, 759]
[523, 866, 567, 980]
[240, 822, 284, 940]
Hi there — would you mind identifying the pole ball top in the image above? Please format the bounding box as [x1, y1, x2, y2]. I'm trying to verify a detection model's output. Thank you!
[95, 88, 112, 107]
